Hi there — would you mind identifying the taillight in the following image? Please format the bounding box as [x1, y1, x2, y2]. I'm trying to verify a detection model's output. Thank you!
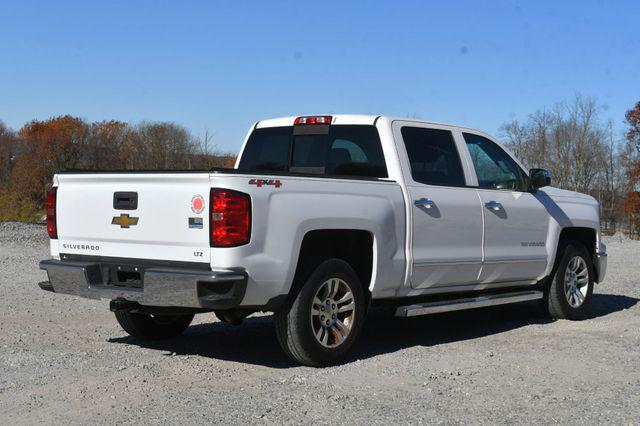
[210, 189, 251, 247]
[46, 187, 57, 239]
[294, 115, 332, 125]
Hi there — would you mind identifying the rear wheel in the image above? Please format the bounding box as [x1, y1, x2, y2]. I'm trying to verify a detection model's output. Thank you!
[274, 258, 366, 367]
[544, 241, 594, 320]
[114, 310, 194, 340]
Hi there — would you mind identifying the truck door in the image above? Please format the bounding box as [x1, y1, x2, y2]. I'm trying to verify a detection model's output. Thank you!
[393, 122, 483, 290]
[461, 132, 549, 284]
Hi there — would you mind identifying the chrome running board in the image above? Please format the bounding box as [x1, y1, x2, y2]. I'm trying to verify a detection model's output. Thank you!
[395, 290, 543, 317]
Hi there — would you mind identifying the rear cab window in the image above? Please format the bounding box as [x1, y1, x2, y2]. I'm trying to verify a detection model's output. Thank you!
[238, 125, 388, 179]
[237, 127, 290, 172]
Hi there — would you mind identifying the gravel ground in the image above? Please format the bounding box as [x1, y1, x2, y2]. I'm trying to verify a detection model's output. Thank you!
[1, 222, 639, 424]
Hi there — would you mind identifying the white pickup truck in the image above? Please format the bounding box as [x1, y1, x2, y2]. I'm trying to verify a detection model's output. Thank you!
[39, 115, 607, 366]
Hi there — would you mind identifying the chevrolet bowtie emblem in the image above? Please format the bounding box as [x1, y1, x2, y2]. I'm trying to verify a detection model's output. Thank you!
[112, 214, 139, 229]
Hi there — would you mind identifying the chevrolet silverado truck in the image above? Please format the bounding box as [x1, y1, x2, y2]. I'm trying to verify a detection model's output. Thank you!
[39, 115, 608, 366]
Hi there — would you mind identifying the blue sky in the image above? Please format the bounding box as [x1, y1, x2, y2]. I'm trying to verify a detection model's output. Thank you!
[1, 0, 638, 152]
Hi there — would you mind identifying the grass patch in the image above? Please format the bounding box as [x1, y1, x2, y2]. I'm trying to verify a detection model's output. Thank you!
[0, 189, 42, 222]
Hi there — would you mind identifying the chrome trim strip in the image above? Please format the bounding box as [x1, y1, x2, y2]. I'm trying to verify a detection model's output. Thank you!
[413, 260, 481, 266]
[414, 258, 547, 267]
[483, 258, 547, 264]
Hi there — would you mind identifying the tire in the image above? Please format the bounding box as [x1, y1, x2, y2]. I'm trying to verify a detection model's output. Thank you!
[543, 241, 595, 320]
[114, 310, 194, 340]
[274, 258, 367, 367]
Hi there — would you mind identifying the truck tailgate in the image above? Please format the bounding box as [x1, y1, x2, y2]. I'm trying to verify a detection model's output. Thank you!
[55, 172, 212, 263]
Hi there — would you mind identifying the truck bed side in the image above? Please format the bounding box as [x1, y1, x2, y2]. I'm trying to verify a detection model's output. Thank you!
[208, 172, 406, 306]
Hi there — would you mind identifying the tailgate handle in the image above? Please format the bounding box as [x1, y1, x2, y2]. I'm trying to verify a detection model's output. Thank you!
[113, 192, 138, 210]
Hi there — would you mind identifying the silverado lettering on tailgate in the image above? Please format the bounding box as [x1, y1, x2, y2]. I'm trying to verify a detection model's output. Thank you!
[61, 243, 100, 251]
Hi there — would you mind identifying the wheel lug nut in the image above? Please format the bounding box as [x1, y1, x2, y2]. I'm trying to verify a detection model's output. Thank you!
[326, 320, 330, 325]
[332, 304, 336, 309]
[321, 315, 325, 321]
[321, 306, 325, 311]
[332, 314, 336, 319]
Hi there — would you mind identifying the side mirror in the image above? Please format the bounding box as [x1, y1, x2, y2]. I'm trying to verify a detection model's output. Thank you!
[529, 168, 551, 190]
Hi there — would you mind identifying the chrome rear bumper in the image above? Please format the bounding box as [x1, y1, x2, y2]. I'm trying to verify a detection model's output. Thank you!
[39, 259, 247, 309]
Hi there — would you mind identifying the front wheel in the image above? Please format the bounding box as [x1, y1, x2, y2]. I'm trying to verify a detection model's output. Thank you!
[544, 241, 595, 320]
[274, 258, 366, 367]
[114, 310, 194, 340]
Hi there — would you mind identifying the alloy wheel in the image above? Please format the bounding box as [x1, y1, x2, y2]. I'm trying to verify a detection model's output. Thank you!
[310, 278, 356, 348]
[564, 256, 589, 308]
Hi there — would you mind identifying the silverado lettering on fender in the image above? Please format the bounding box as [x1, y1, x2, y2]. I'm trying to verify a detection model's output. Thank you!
[39, 115, 608, 366]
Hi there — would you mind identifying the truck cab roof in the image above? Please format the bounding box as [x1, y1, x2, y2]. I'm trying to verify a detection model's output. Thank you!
[254, 114, 481, 134]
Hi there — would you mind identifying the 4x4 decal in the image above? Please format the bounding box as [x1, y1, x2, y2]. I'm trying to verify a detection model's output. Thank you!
[249, 178, 282, 188]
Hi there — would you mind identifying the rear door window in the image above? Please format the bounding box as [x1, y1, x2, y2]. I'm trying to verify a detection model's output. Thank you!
[401, 127, 466, 186]
[238, 125, 388, 178]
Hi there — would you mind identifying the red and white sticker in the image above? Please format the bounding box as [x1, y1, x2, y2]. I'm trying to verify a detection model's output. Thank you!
[191, 194, 205, 214]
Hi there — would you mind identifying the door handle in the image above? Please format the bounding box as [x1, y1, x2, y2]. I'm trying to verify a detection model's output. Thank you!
[414, 198, 434, 208]
[484, 201, 502, 211]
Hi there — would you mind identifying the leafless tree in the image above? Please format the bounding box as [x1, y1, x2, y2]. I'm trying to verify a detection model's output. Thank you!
[0, 121, 17, 187]
[598, 121, 628, 232]
[501, 95, 627, 233]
